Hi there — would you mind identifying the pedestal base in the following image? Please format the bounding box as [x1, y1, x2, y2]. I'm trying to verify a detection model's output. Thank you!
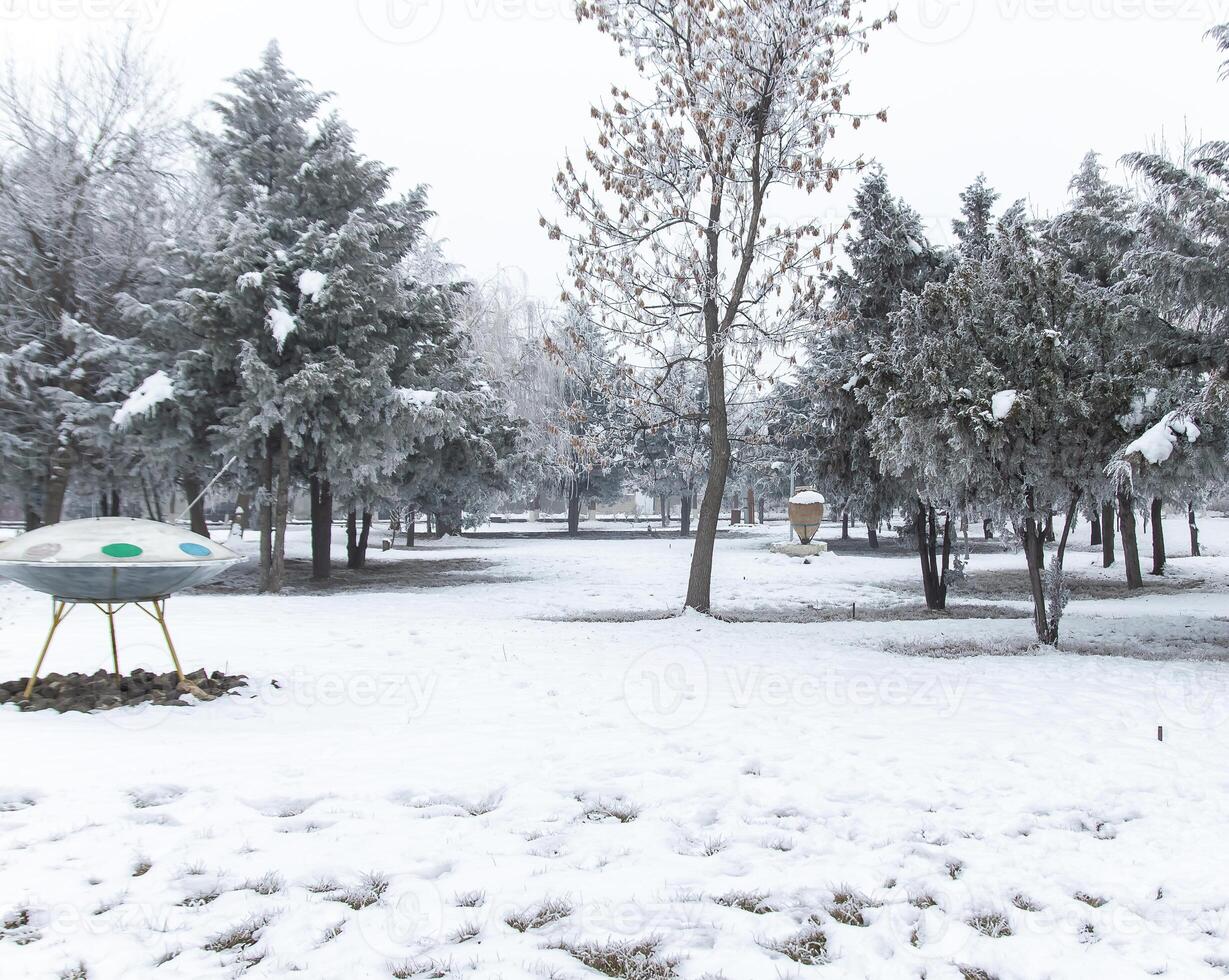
[771, 542, 829, 558]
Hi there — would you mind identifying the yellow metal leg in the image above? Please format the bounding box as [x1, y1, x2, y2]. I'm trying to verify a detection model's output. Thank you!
[23, 600, 74, 700]
[152, 599, 185, 682]
[106, 603, 121, 680]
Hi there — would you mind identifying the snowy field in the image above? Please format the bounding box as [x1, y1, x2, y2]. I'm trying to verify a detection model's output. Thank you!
[1, 517, 1228, 979]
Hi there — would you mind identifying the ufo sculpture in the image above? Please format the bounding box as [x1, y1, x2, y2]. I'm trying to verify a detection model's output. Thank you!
[0, 518, 244, 699]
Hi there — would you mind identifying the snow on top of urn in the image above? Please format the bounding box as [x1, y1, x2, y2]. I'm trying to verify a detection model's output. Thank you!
[0, 518, 242, 567]
[789, 490, 826, 505]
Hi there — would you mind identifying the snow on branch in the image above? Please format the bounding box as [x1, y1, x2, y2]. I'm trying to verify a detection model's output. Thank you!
[113, 370, 175, 429]
[268, 307, 298, 351]
[1123, 411, 1201, 466]
[990, 389, 1018, 421]
[298, 270, 327, 300]
[394, 388, 439, 408]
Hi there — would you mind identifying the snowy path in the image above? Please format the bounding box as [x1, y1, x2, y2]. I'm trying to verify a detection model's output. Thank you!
[1, 519, 1227, 979]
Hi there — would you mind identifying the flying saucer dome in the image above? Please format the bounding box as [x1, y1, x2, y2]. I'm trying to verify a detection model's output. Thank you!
[0, 518, 244, 602]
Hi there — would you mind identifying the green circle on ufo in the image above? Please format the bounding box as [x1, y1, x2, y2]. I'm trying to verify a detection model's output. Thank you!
[101, 543, 143, 559]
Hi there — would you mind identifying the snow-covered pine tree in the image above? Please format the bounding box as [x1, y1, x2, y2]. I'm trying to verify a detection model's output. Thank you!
[952, 174, 1001, 262]
[107, 171, 223, 535]
[175, 43, 328, 591]
[1045, 151, 1168, 585]
[379, 256, 522, 547]
[1124, 29, 1229, 409]
[784, 169, 943, 549]
[548, 0, 891, 613]
[1115, 26, 1229, 571]
[870, 207, 1147, 642]
[180, 43, 448, 589]
[1046, 153, 1139, 558]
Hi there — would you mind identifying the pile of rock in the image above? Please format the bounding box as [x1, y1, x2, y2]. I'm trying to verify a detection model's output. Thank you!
[0, 669, 248, 713]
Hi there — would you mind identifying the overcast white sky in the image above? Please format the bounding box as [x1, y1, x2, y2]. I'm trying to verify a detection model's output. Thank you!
[3, 0, 1227, 300]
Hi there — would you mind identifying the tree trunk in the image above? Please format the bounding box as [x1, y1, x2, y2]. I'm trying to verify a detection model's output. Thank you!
[1189, 503, 1200, 557]
[188, 493, 209, 538]
[567, 482, 582, 535]
[915, 500, 948, 611]
[309, 475, 333, 581]
[1101, 501, 1115, 568]
[685, 338, 731, 613]
[915, 501, 933, 607]
[758, 498, 765, 524]
[270, 431, 290, 593]
[940, 509, 953, 586]
[234, 492, 253, 531]
[1024, 493, 1081, 645]
[346, 508, 373, 569]
[1022, 514, 1049, 644]
[1090, 513, 1102, 547]
[42, 447, 72, 526]
[660, 494, 669, 527]
[99, 489, 121, 518]
[867, 514, 879, 551]
[983, 518, 994, 540]
[182, 475, 210, 538]
[435, 508, 462, 538]
[746, 488, 756, 526]
[1117, 489, 1143, 590]
[140, 474, 165, 523]
[841, 512, 850, 540]
[358, 510, 373, 561]
[680, 493, 692, 538]
[258, 437, 275, 593]
[139, 477, 156, 522]
[407, 509, 416, 548]
[24, 486, 43, 530]
[1151, 497, 1166, 576]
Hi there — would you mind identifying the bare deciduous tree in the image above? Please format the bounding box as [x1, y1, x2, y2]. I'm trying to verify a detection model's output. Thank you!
[0, 31, 181, 525]
[548, 0, 890, 611]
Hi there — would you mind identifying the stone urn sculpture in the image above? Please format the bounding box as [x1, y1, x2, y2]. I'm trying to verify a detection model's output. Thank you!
[788, 488, 826, 545]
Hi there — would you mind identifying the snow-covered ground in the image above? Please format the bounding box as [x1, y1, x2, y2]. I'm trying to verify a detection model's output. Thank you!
[1, 516, 1228, 979]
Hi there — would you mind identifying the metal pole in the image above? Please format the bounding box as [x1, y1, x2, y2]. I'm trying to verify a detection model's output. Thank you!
[153, 599, 186, 682]
[24, 599, 73, 699]
[106, 603, 121, 680]
[175, 454, 238, 525]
